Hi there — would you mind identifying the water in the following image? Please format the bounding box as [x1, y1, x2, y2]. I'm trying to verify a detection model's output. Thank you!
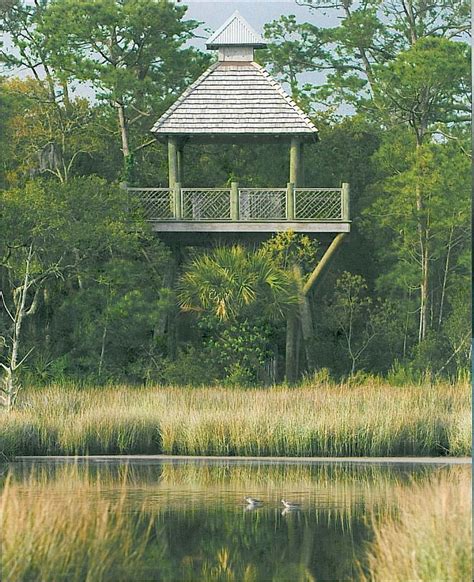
[5, 458, 465, 581]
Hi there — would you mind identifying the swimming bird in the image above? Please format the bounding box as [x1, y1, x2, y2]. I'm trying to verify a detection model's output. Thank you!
[281, 499, 301, 509]
[245, 497, 263, 506]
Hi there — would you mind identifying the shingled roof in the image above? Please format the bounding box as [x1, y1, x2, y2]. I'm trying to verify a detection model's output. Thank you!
[151, 13, 318, 143]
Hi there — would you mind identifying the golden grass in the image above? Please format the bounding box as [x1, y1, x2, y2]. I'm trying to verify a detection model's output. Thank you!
[0, 471, 157, 582]
[2, 463, 471, 581]
[361, 468, 472, 581]
[1, 381, 471, 457]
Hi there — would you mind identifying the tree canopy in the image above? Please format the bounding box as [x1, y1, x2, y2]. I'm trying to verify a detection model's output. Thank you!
[0, 0, 470, 389]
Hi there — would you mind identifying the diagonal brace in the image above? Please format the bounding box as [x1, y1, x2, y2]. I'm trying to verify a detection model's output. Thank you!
[303, 233, 347, 296]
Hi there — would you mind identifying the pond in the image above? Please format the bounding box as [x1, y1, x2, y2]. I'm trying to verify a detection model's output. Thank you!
[3, 458, 468, 581]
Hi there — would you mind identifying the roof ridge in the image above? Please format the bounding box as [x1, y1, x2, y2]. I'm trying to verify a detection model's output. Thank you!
[151, 63, 220, 132]
[250, 62, 318, 133]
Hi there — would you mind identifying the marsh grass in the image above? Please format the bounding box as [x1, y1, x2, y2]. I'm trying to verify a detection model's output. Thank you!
[0, 470, 158, 582]
[2, 463, 471, 581]
[7, 461, 426, 523]
[1, 381, 470, 457]
[361, 468, 471, 581]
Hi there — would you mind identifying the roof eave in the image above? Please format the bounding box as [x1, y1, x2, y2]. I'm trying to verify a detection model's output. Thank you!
[151, 131, 319, 144]
[206, 42, 267, 49]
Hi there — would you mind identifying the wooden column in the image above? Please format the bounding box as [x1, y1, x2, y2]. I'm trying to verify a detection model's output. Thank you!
[174, 182, 182, 219]
[289, 137, 301, 186]
[230, 181, 239, 220]
[285, 313, 298, 384]
[287, 182, 295, 220]
[342, 182, 350, 221]
[294, 265, 317, 373]
[168, 136, 178, 188]
[177, 143, 184, 184]
[299, 143, 305, 187]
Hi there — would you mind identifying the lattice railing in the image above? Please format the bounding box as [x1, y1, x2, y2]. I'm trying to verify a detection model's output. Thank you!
[128, 188, 174, 220]
[129, 186, 347, 222]
[182, 188, 231, 220]
[239, 189, 287, 220]
[295, 189, 342, 220]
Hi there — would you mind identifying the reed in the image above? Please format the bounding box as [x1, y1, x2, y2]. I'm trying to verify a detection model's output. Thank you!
[361, 468, 472, 581]
[0, 470, 158, 582]
[1, 381, 470, 457]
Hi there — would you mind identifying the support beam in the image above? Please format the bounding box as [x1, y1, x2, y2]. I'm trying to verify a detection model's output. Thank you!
[289, 138, 301, 186]
[299, 143, 305, 187]
[303, 233, 347, 296]
[168, 137, 178, 188]
[177, 144, 184, 184]
[342, 182, 350, 221]
[287, 182, 295, 220]
[294, 265, 317, 372]
[285, 313, 298, 383]
[230, 181, 239, 220]
[174, 182, 182, 219]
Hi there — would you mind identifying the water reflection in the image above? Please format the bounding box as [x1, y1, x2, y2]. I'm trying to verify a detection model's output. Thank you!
[4, 459, 465, 581]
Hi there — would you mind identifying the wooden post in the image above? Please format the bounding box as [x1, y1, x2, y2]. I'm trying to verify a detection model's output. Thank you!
[168, 137, 178, 188]
[303, 233, 347, 296]
[294, 265, 317, 372]
[174, 182, 182, 219]
[299, 143, 305, 187]
[287, 182, 295, 220]
[289, 137, 301, 186]
[285, 313, 298, 383]
[342, 182, 350, 221]
[230, 181, 239, 220]
[177, 144, 184, 185]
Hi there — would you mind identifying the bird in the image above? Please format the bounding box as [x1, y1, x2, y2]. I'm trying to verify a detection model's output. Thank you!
[244, 497, 263, 506]
[281, 499, 301, 509]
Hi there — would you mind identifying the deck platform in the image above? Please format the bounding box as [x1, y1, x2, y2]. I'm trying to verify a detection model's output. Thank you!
[129, 184, 351, 236]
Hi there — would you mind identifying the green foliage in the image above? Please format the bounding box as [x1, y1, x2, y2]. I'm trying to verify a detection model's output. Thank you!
[0, 177, 172, 384]
[0, 1, 470, 385]
[262, 230, 319, 274]
[203, 318, 274, 386]
[179, 245, 298, 322]
[178, 246, 296, 384]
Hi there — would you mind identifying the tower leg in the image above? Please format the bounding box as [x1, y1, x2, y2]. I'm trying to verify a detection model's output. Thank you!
[168, 137, 178, 188]
[285, 313, 298, 383]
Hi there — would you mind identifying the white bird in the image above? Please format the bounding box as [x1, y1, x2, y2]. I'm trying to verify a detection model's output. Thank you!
[281, 499, 301, 509]
[244, 497, 263, 506]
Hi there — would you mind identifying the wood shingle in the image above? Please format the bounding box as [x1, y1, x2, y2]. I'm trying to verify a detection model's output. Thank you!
[151, 62, 318, 142]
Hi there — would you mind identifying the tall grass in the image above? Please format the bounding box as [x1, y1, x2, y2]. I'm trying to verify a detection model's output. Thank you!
[0, 470, 158, 582]
[1, 381, 470, 457]
[361, 468, 472, 581]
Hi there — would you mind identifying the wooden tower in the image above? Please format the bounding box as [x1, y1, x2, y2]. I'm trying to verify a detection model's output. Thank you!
[130, 11, 350, 242]
[129, 12, 351, 380]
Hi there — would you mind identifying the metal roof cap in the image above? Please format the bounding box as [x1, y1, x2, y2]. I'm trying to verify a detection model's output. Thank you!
[206, 11, 267, 49]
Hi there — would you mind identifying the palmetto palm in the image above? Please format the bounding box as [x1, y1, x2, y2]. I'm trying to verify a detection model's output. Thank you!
[179, 245, 299, 321]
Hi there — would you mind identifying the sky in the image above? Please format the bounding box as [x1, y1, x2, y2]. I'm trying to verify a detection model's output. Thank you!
[2, 0, 336, 99]
[183, 0, 334, 47]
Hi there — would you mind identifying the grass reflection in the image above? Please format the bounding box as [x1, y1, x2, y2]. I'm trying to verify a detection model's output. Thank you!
[2, 461, 470, 581]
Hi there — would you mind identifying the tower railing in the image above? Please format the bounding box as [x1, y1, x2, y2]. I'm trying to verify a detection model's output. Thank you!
[127, 183, 350, 222]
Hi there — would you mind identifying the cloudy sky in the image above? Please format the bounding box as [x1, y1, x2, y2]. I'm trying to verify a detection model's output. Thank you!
[184, 0, 333, 48]
[2, 1, 336, 98]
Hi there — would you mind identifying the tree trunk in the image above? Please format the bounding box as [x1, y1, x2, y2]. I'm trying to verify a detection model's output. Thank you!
[438, 224, 454, 328]
[415, 140, 429, 343]
[1, 246, 33, 410]
[116, 101, 130, 158]
[285, 313, 298, 383]
[294, 265, 317, 373]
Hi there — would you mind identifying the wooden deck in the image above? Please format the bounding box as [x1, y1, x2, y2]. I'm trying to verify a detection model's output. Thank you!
[128, 184, 350, 234]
